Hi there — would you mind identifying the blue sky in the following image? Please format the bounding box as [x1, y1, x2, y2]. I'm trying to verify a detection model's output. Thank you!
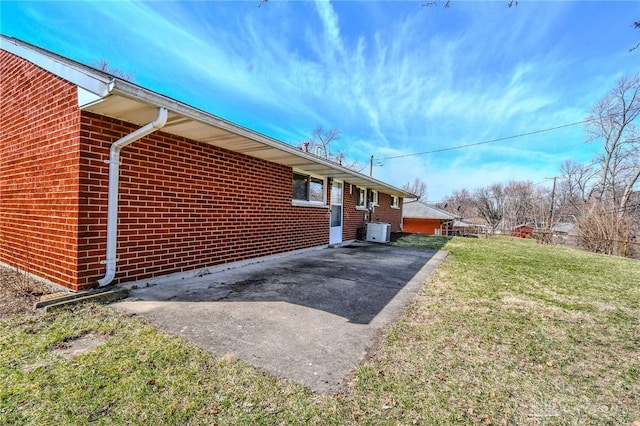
[2, 1, 639, 201]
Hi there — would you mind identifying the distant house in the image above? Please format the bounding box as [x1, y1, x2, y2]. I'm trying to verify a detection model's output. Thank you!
[0, 36, 413, 292]
[513, 223, 535, 238]
[402, 202, 458, 235]
[552, 222, 580, 246]
[552, 223, 577, 235]
[449, 219, 488, 236]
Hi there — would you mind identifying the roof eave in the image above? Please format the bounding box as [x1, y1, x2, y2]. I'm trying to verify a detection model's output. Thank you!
[1, 35, 113, 96]
[2, 34, 413, 199]
[107, 79, 414, 198]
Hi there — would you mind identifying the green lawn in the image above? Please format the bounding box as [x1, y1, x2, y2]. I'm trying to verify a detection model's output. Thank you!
[2, 236, 639, 425]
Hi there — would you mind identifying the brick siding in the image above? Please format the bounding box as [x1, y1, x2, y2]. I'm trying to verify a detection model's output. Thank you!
[78, 112, 331, 288]
[342, 183, 403, 238]
[342, 183, 367, 240]
[2, 51, 404, 291]
[370, 193, 403, 232]
[0, 51, 83, 289]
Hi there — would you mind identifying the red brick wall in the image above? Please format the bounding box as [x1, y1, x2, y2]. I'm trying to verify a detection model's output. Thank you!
[342, 183, 366, 241]
[78, 112, 331, 287]
[2, 51, 404, 291]
[370, 193, 403, 232]
[341, 183, 403, 238]
[0, 51, 82, 289]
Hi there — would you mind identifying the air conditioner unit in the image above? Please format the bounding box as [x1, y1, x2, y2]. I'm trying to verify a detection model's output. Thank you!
[366, 222, 391, 243]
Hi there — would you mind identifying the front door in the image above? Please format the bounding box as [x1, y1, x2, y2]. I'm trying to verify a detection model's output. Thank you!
[330, 181, 343, 244]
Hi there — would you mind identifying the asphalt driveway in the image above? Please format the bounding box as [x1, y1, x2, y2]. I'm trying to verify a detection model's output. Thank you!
[113, 242, 446, 392]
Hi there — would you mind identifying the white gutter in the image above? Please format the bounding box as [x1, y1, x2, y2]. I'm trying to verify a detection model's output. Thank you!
[97, 107, 168, 287]
[111, 79, 415, 199]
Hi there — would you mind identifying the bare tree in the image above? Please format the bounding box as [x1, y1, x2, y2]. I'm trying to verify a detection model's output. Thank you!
[442, 188, 475, 219]
[555, 74, 640, 256]
[577, 201, 635, 256]
[631, 21, 640, 52]
[582, 73, 640, 255]
[471, 183, 507, 233]
[438, 77, 640, 256]
[558, 159, 598, 207]
[502, 181, 541, 229]
[298, 126, 365, 172]
[586, 73, 640, 204]
[92, 59, 135, 81]
[402, 178, 428, 200]
[461, 181, 547, 234]
[300, 125, 340, 158]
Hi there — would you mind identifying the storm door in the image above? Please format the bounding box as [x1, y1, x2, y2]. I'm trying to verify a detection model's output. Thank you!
[329, 181, 343, 244]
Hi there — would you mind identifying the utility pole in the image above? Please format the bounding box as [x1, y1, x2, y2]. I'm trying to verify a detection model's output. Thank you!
[369, 155, 374, 177]
[545, 176, 557, 244]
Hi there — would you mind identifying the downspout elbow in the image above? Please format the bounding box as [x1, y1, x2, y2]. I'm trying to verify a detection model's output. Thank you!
[97, 265, 116, 288]
[111, 107, 168, 152]
[97, 107, 168, 287]
[151, 107, 168, 129]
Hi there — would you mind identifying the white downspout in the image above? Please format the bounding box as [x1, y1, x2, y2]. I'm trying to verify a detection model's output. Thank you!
[97, 107, 168, 287]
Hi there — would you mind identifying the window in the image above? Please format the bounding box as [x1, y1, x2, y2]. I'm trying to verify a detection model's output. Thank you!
[292, 172, 325, 204]
[309, 177, 324, 202]
[390, 195, 399, 208]
[371, 190, 379, 206]
[356, 187, 367, 208]
[292, 173, 308, 200]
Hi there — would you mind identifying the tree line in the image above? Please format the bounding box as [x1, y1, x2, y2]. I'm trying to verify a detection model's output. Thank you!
[435, 73, 639, 258]
[281, 74, 639, 259]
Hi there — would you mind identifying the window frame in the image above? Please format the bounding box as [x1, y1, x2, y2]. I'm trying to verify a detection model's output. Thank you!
[371, 190, 379, 206]
[356, 187, 367, 210]
[390, 195, 400, 209]
[291, 170, 328, 208]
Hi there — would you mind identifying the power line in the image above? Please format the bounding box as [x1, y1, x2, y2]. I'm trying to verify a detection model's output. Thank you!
[382, 119, 590, 161]
[533, 177, 556, 187]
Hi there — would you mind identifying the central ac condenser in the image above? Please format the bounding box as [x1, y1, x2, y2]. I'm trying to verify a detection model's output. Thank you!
[366, 222, 391, 243]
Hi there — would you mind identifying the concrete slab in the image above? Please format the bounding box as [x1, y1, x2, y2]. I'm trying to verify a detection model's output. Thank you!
[112, 243, 446, 392]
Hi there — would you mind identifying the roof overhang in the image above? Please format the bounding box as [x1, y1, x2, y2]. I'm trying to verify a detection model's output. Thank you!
[84, 83, 414, 198]
[2, 35, 414, 199]
[402, 201, 458, 219]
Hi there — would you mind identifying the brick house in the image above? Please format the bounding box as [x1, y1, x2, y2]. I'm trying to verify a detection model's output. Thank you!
[0, 36, 412, 292]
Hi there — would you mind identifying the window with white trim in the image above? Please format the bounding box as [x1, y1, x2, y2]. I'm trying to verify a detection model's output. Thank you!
[292, 172, 325, 203]
[390, 195, 399, 208]
[371, 190, 379, 206]
[356, 187, 367, 208]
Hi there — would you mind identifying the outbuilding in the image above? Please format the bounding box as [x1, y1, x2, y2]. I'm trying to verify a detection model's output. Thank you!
[513, 223, 535, 238]
[0, 36, 412, 292]
[402, 202, 458, 235]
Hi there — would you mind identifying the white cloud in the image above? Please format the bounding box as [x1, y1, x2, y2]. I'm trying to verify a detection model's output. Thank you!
[313, 0, 346, 60]
[9, 0, 638, 199]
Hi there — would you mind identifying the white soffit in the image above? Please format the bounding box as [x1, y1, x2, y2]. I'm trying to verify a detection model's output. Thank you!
[81, 92, 412, 197]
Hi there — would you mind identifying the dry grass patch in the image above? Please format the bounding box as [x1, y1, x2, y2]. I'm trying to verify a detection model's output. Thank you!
[2, 236, 638, 425]
[0, 267, 56, 317]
